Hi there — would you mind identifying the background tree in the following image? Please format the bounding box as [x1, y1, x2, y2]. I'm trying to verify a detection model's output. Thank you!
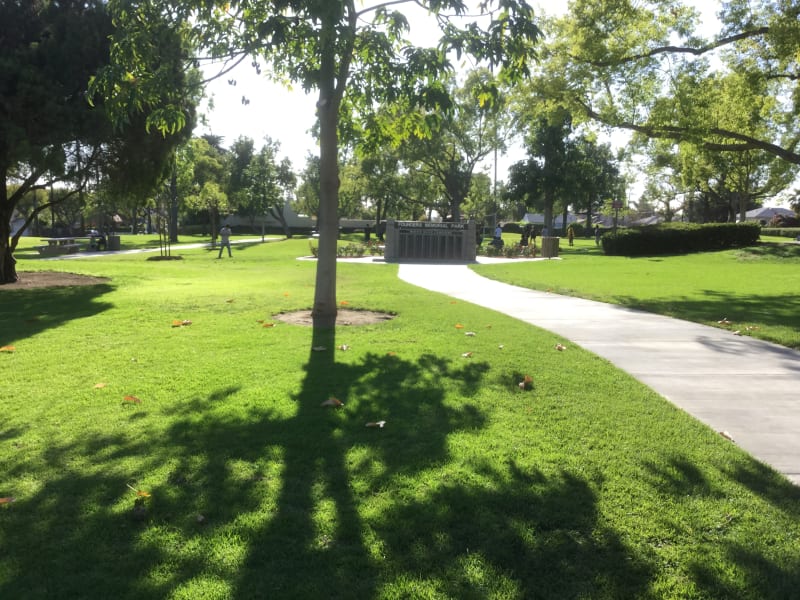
[244, 140, 297, 239]
[541, 0, 800, 189]
[94, 0, 541, 327]
[0, 0, 194, 283]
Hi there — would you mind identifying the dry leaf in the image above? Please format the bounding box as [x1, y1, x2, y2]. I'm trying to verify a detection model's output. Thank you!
[717, 318, 731, 325]
[387, 351, 397, 356]
[283, 292, 290, 297]
[321, 397, 344, 408]
[498, 344, 504, 350]
[136, 490, 151, 498]
[518, 375, 533, 390]
[262, 322, 275, 328]
[340, 300, 349, 306]
[93, 382, 107, 389]
[312, 346, 327, 352]
[454, 323, 464, 329]
[366, 421, 386, 428]
[123, 395, 142, 404]
[555, 343, 567, 351]
[465, 331, 476, 337]
[719, 430, 735, 442]
[338, 344, 350, 351]
[226, 299, 235, 303]
[171, 319, 183, 327]
[182, 320, 192, 326]
[0, 497, 16, 505]
[733, 330, 741, 336]
[450, 301, 457, 304]
[0, 345, 15, 353]
[461, 351, 473, 358]
[256, 319, 264, 323]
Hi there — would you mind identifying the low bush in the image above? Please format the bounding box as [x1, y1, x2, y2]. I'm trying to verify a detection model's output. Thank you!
[761, 227, 800, 239]
[602, 222, 761, 256]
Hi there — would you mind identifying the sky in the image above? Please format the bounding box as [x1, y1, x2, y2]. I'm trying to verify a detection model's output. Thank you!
[195, 1, 724, 200]
[195, 1, 567, 173]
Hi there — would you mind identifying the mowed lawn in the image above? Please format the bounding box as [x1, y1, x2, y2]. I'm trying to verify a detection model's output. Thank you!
[475, 237, 800, 350]
[1, 238, 799, 599]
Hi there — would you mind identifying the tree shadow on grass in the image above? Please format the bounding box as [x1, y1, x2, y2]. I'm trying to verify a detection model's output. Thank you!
[0, 283, 114, 347]
[641, 453, 800, 599]
[614, 290, 800, 349]
[0, 326, 491, 598]
[372, 461, 654, 598]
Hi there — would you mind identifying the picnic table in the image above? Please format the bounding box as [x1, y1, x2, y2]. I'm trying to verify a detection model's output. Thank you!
[36, 237, 89, 256]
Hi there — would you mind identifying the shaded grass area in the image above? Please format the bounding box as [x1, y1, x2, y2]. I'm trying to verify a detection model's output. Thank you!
[1, 238, 799, 599]
[475, 240, 800, 349]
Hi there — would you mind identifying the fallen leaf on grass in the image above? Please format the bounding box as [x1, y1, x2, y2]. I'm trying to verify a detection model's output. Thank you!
[171, 319, 192, 327]
[123, 395, 142, 404]
[127, 483, 151, 497]
[465, 331, 476, 337]
[719, 431, 735, 442]
[454, 323, 464, 329]
[226, 299, 235, 303]
[450, 301, 457, 304]
[0, 497, 16, 505]
[461, 352, 473, 358]
[518, 375, 533, 390]
[498, 344, 504, 350]
[262, 322, 275, 328]
[717, 318, 732, 325]
[94, 382, 107, 389]
[732, 330, 742, 336]
[0, 345, 15, 353]
[366, 421, 386, 428]
[387, 351, 397, 356]
[340, 300, 349, 306]
[555, 343, 567, 351]
[321, 397, 344, 408]
[338, 344, 350, 351]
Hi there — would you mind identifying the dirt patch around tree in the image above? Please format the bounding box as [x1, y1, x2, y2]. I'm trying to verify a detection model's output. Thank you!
[0, 271, 110, 290]
[276, 309, 395, 326]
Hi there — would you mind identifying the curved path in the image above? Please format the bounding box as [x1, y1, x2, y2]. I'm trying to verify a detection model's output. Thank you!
[398, 261, 800, 485]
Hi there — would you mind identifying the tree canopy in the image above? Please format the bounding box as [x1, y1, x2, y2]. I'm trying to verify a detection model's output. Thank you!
[0, 0, 195, 283]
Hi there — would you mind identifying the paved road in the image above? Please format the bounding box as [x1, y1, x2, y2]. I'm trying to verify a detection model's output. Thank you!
[398, 261, 800, 485]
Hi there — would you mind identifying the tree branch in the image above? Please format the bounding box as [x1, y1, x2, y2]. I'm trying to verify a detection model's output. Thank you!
[583, 27, 770, 67]
[575, 99, 800, 165]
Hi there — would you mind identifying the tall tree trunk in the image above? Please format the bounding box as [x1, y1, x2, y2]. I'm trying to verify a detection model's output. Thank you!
[544, 190, 554, 235]
[169, 167, 179, 243]
[311, 17, 342, 329]
[0, 202, 18, 284]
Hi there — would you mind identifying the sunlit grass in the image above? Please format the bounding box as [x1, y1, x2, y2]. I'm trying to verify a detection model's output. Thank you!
[475, 238, 800, 349]
[1, 238, 798, 599]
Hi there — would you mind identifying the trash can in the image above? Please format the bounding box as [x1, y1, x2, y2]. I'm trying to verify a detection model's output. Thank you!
[107, 235, 121, 250]
[541, 236, 560, 258]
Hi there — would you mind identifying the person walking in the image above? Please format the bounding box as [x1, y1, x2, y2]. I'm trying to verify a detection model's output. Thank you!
[218, 224, 232, 258]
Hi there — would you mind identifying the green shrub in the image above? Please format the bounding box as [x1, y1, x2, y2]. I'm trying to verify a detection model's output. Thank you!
[761, 227, 800, 239]
[602, 222, 761, 256]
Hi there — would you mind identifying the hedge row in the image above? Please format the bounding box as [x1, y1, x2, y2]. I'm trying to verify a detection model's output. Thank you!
[761, 227, 800, 239]
[601, 222, 761, 256]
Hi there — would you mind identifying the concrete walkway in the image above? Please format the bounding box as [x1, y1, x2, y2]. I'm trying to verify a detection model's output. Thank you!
[398, 260, 800, 485]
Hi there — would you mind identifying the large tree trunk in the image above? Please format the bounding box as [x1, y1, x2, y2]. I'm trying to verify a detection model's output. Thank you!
[313, 100, 340, 328]
[0, 204, 18, 284]
[311, 16, 344, 329]
[169, 167, 179, 243]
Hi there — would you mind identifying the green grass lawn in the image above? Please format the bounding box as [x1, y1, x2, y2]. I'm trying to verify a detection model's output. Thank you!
[1, 238, 799, 599]
[479, 236, 800, 349]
